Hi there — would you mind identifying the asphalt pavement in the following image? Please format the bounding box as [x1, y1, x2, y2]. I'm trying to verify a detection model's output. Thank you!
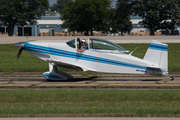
[0, 73, 179, 88]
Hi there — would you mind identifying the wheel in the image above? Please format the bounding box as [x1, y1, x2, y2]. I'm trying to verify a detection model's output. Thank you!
[169, 76, 174, 81]
[47, 79, 51, 81]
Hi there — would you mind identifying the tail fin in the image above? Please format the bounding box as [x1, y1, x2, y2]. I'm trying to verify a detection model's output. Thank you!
[143, 40, 168, 75]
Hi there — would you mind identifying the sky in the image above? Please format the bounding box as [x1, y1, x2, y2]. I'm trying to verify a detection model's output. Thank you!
[49, 0, 117, 7]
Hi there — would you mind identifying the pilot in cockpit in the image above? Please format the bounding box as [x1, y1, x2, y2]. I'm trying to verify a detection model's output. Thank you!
[77, 39, 88, 52]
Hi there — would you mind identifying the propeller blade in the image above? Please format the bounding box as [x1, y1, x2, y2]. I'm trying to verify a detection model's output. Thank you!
[17, 47, 24, 60]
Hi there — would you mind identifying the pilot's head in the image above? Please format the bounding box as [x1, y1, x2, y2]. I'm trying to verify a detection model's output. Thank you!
[81, 39, 86, 43]
[81, 39, 86, 46]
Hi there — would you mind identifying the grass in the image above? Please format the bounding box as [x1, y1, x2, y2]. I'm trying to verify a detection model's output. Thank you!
[0, 43, 179, 72]
[0, 89, 179, 117]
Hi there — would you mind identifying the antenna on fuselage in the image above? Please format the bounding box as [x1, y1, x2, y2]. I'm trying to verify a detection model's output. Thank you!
[129, 47, 138, 56]
[25, 36, 28, 42]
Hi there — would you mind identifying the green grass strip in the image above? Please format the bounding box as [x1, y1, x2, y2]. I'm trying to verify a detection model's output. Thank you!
[0, 43, 180, 72]
[0, 90, 179, 117]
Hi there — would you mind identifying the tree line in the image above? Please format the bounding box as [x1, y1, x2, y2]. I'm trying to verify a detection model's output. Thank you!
[0, 0, 180, 36]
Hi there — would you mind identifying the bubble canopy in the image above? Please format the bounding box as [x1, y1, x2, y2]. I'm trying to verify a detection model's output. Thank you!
[67, 38, 129, 53]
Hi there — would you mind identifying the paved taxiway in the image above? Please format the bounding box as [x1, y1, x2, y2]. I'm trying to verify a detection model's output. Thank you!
[0, 75, 179, 88]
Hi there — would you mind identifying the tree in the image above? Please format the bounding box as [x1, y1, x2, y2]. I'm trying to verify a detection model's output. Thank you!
[109, 8, 118, 34]
[0, 0, 49, 36]
[113, 0, 133, 35]
[132, 0, 180, 35]
[50, 0, 69, 13]
[116, 16, 132, 35]
[61, 0, 111, 36]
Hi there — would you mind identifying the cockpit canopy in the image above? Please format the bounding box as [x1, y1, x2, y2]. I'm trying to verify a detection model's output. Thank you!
[66, 38, 129, 53]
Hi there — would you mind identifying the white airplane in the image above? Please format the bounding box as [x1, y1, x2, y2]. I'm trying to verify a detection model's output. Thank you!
[14, 38, 174, 80]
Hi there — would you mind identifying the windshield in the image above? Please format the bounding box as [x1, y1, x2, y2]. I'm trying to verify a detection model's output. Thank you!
[66, 39, 75, 48]
[89, 38, 129, 52]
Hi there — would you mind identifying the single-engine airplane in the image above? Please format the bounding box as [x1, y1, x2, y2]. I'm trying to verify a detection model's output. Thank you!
[14, 38, 174, 80]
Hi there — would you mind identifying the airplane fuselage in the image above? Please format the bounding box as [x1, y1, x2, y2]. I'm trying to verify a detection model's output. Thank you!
[24, 41, 167, 75]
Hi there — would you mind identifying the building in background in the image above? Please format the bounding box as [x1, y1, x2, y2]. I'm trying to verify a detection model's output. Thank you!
[0, 14, 179, 36]
[130, 16, 180, 36]
[0, 13, 62, 36]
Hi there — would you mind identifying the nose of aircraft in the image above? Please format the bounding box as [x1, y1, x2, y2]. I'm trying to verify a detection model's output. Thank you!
[14, 42, 25, 49]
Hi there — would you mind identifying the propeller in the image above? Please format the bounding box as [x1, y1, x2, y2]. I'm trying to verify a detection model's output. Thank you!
[15, 36, 29, 60]
[14, 42, 25, 60]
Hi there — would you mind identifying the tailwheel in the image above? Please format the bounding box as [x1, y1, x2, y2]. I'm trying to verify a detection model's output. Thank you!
[46, 79, 51, 81]
[169, 76, 174, 81]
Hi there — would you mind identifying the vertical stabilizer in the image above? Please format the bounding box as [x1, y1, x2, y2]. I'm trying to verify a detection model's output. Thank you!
[143, 40, 168, 75]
